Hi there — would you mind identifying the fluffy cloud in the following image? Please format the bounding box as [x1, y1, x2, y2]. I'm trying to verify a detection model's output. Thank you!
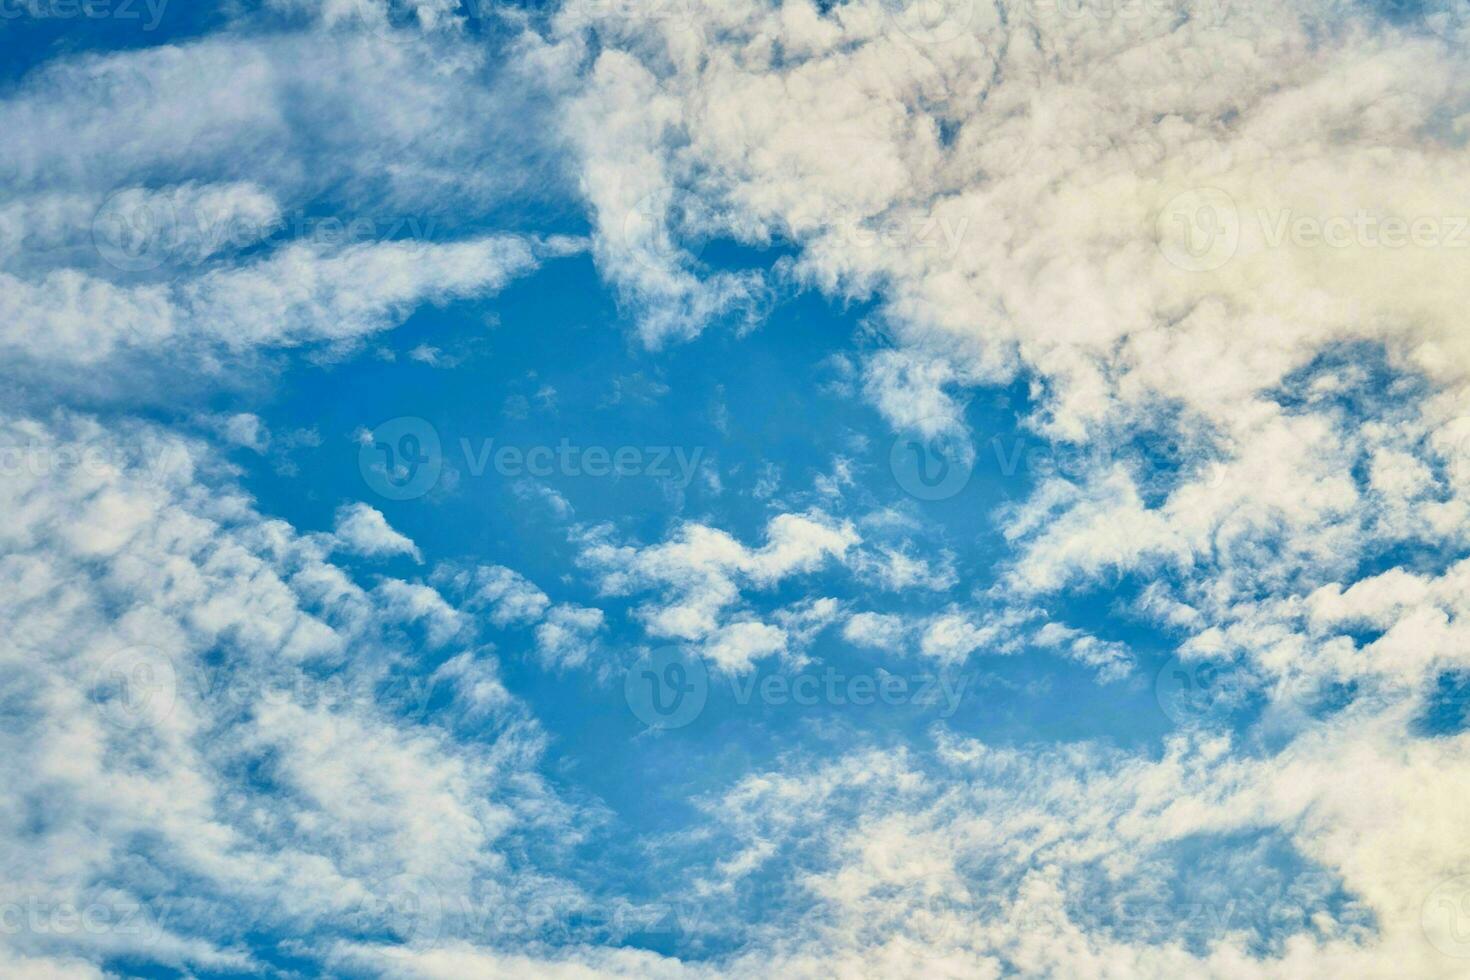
[0, 235, 558, 365]
[577, 511, 858, 671]
[331, 502, 423, 562]
[8, 0, 1470, 974]
[0, 413, 586, 974]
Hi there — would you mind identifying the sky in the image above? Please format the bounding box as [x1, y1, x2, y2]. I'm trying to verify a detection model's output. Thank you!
[2, 0, 1470, 977]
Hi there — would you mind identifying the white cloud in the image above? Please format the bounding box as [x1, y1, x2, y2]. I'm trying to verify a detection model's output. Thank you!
[0, 412, 587, 975]
[578, 511, 858, 671]
[0, 236, 552, 366]
[534, 604, 606, 670]
[331, 502, 423, 562]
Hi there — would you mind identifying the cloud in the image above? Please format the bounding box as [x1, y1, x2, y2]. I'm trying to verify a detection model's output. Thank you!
[0, 412, 588, 975]
[0, 235, 554, 366]
[578, 511, 858, 671]
[331, 502, 423, 562]
[534, 604, 606, 670]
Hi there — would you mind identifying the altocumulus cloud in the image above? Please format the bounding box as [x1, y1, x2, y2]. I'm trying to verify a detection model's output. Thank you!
[4, 0, 1470, 977]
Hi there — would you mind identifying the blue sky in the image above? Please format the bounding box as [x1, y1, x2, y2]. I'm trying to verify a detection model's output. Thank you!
[3, 1, 1470, 977]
